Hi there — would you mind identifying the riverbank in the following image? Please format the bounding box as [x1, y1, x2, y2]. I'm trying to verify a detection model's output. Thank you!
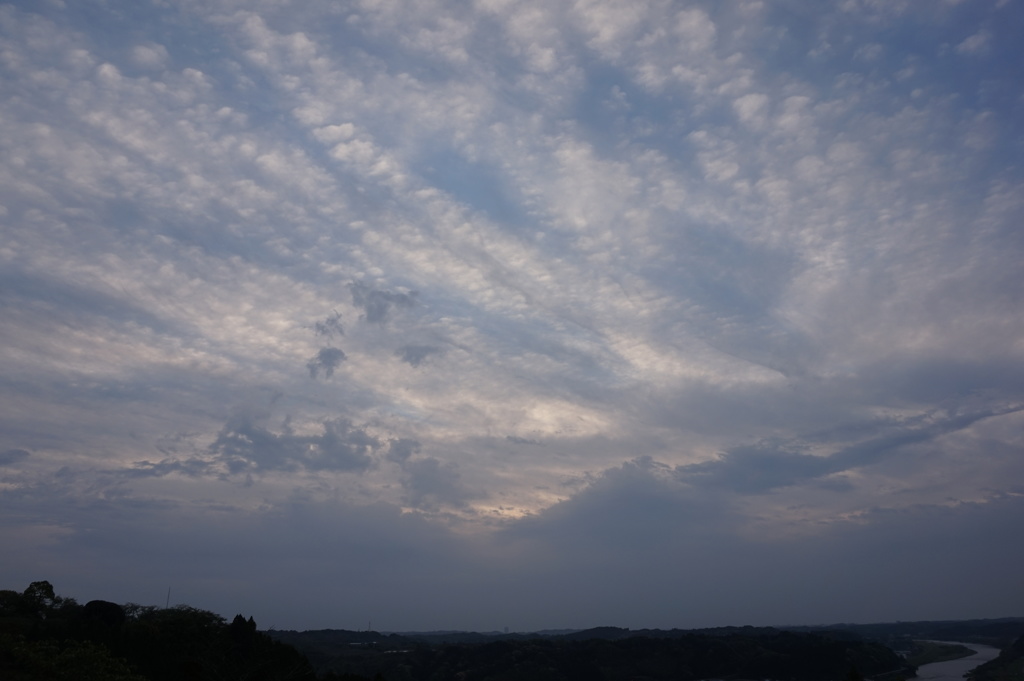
[907, 641, 979, 667]
[914, 643, 1002, 681]
[969, 635, 1024, 681]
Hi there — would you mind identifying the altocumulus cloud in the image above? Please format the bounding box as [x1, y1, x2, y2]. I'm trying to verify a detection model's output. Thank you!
[0, 0, 1023, 631]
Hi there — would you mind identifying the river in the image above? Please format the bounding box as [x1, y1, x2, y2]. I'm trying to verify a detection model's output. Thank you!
[913, 642, 1002, 681]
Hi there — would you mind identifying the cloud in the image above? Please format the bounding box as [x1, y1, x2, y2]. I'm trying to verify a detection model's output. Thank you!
[213, 415, 377, 473]
[127, 456, 215, 479]
[678, 404, 1023, 495]
[6, 463, 1022, 631]
[733, 93, 769, 128]
[0, 449, 31, 466]
[312, 310, 344, 339]
[349, 282, 418, 324]
[955, 29, 992, 56]
[131, 43, 169, 70]
[506, 436, 541, 446]
[680, 442, 833, 495]
[400, 456, 475, 512]
[490, 459, 1024, 627]
[386, 438, 420, 463]
[1, 0, 1023, 631]
[395, 344, 444, 367]
[131, 415, 383, 477]
[306, 347, 347, 378]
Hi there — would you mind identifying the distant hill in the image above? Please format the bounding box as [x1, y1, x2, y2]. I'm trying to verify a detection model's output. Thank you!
[270, 618, 1024, 681]
[785, 618, 1024, 649]
[272, 625, 912, 681]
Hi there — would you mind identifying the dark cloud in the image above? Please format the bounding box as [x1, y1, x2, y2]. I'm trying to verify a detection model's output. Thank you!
[507, 458, 722, 553]
[400, 457, 473, 511]
[307, 347, 346, 378]
[207, 416, 379, 474]
[677, 405, 1023, 494]
[313, 310, 344, 339]
[127, 457, 214, 479]
[395, 344, 445, 367]
[679, 442, 831, 495]
[387, 438, 420, 463]
[490, 459, 1024, 628]
[857, 357, 1024, 405]
[313, 419, 380, 472]
[130, 415, 384, 480]
[824, 405, 1021, 470]
[349, 282, 418, 324]
[0, 449, 31, 466]
[506, 435, 542, 446]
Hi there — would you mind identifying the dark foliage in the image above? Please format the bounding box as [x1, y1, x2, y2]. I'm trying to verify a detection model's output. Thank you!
[0, 582, 317, 681]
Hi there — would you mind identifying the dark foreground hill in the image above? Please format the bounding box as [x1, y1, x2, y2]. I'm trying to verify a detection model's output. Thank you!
[0, 581, 315, 680]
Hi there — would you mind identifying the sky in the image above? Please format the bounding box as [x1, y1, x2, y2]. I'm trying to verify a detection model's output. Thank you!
[1, 0, 1023, 633]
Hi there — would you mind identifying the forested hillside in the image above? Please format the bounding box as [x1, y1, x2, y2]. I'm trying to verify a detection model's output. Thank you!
[0, 581, 315, 680]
